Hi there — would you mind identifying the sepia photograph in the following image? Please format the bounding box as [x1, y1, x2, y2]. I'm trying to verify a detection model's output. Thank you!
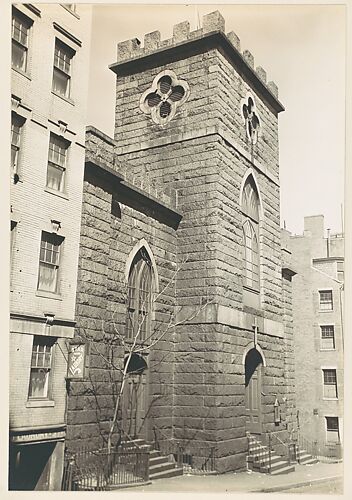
[4, 0, 349, 496]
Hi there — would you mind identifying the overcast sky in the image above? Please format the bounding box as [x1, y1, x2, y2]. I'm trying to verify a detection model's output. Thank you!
[87, 3, 345, 235]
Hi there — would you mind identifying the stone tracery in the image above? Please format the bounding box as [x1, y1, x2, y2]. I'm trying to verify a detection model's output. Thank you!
[140, 70, 190, 125]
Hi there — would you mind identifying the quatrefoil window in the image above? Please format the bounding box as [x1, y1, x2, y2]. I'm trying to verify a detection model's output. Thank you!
[140, 70, 190, 126]
[241, 94, 261, 144]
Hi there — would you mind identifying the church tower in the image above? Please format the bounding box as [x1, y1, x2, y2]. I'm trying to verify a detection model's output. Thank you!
[107, 10, 294, 472]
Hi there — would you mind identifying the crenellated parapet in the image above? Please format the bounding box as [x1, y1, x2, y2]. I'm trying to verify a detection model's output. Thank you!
[85, 126, 178, 211]
[111, 10, 281, 105]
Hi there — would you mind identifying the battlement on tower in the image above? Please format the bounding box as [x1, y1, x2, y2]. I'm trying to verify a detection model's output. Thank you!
[109, 10, 282, 112]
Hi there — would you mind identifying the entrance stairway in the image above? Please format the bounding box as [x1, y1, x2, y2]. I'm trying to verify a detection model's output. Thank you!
[296, 447, 319, 465]
[247, 434, 295, 475]
[121, 438, 183, 480]
[247, 433, 318, 474]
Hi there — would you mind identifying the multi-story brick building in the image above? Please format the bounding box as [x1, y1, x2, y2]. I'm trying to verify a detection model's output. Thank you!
[9, 3, 91, 490]
[66, 11, 297, 475]
[284, 215, 344, 460]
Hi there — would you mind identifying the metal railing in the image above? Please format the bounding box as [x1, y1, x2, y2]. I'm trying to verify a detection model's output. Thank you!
[316, 442, 343, 462]
[298, 435, 342, 463]
[269, 431, 297, 465]
[153, 426, 217, 473]
[61, 446, 149, 491]
[298, 434, 317, 461]
[247, 431, 297, 473]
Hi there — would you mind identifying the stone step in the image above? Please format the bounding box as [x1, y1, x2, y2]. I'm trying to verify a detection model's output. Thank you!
[149, 455, 170, 466]
[149, 467, 183, 480]
[120, 437, 184, 481]
[300, 457, 319, 465]
[247, 433, 295, 476]
[296, 449, 319, 465]
[251, 454, 287, 466]
[149, 461, 179, 476]
[298, 453, 318, 465]
[270, 464, 296, 475]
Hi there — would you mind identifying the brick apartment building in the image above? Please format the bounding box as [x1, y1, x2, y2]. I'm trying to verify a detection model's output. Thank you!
[65, 11, 297, 474]
[9, 3, 91, 490]
[284, 216, 344, 460]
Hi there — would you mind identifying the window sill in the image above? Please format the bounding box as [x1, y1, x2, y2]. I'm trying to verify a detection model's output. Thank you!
[318, 309, 334, 313]
[44, 186, 69, 200]
[320, 348, 336, 352]
[51, 90, 74, 106]
[36, 290, 62, 301]
[12, 66, 32, 81]
[243, 285, 260, 295]
[26, 399, 55, 408]
[322, 398, 339, 401]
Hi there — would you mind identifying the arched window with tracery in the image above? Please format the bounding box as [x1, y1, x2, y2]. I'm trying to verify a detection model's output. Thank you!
[241, 176, 260, 291]
[126, 248, 153, 340]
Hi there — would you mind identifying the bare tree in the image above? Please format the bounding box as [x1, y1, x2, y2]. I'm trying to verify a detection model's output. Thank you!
[74, 257, 214, 455]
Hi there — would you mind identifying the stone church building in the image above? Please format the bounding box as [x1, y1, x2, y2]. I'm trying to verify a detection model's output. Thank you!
[65, 11, 296, 473]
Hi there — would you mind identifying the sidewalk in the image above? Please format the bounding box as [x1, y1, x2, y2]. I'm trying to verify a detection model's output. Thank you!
[127, 461, 343, 493]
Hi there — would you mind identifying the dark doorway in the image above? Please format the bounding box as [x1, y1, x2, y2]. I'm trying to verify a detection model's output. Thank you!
[122, 354, 149, 439]
[245, 348, 264, 434]
[9, 442, 55, 490]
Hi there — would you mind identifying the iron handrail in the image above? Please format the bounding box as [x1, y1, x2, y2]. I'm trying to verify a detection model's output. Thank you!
[268, 431, 298, 465]
[119, 427, 144, 450]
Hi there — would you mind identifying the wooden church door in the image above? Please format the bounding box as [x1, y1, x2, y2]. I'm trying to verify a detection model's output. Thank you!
[122, 373, 148, 438]
[122, 354, 149, 439]
[245, 348, 263, 434]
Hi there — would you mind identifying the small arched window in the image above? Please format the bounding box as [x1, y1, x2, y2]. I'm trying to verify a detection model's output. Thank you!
[126, 248, 153, 340]
[242, 176, 260, 290]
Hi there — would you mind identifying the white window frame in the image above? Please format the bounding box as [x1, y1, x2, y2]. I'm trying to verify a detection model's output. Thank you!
[320, 324, 335, 351]
[28, 336, 56, 399]
[322, 367, 338, 400]
[52, 38, 75, 99]
[46, 133, 69, 192]
[325, 416, 340, 444]
[12, 9, 32, 73]
[11, 113, 25, 180]
[37, 231, 63, 294]
[318, 289, 333, 311]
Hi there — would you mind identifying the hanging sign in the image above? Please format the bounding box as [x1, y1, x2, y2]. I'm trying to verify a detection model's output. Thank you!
[67, 343, 86, 379]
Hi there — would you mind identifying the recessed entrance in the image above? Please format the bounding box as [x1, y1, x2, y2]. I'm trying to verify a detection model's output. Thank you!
[122, 354, 149, 439]
[245, 348, 264, 434]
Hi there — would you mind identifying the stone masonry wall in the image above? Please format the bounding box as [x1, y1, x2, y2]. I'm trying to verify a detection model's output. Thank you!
[105, 11, 291, 473]
[66, 134, 179, 451]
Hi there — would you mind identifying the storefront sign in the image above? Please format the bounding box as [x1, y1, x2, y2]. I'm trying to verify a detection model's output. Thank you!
[67, 343, 86, 379]
[12, 429, 66, 444]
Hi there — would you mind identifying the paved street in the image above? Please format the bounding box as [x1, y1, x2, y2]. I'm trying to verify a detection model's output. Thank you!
[280, 478, 343, 494]
[128, 462, 343, 493]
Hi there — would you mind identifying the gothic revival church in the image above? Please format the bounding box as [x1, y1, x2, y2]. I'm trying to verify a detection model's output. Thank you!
[66, 11, 296, 473]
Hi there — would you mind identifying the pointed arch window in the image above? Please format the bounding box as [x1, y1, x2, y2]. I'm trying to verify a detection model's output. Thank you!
[126, 248, 153, 340]
[242, 176, 260, 290]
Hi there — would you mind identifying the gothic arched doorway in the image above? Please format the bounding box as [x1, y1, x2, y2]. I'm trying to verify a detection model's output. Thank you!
[122, 354, 149, 439]
[245, 348, 264, 434]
